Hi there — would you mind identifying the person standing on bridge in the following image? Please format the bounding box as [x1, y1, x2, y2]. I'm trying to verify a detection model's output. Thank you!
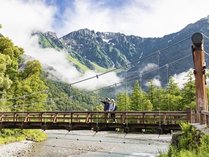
[100, 98, 111, 122]
[100, 97, 111, 111]
[109, 99, 117, 122]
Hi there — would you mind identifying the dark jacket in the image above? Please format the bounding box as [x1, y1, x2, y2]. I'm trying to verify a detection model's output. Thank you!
[100, 101, 110, 111]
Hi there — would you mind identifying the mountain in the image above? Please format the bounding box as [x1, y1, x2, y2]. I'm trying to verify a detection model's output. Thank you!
[35, 16, 209, 88]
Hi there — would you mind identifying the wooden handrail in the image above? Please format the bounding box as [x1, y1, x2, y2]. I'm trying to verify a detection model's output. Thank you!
[0, 111, 189, 124]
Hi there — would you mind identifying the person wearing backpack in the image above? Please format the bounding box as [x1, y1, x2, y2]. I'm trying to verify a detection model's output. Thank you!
[110, 99, 117, 122]
[100, 98, 111, 122]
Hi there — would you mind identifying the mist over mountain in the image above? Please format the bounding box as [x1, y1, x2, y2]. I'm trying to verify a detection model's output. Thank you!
[34, 16, 209, 89]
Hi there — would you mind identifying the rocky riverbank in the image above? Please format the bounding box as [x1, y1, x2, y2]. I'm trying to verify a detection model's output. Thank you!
[0, 131, 172, 157]
[0, 141, 35, 157]
[29, 130, 172, 157]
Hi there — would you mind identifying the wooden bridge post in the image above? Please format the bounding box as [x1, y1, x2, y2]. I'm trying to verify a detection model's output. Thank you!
[186, 108, 192, 123]
[192, 33, 208, 124]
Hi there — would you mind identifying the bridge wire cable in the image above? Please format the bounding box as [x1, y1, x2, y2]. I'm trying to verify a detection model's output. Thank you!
[204, 51, 209, 58]
[204, 51, 209, 78]
[0, 36, 191, 108]
[96, 76, 99, 134]
[124, 68, 128, 136]
[0, 36, 191, 103]
[38, 32, 120, 86]
[0, 90, 48, 102]
[69, 36, 191, 86]
[1, 53, 192, 110]
[67, 87, 72, 133]
[92, 54, 192, 92]
[200, 33, 209, 59]
[202, 33, 209, 59]
[92, 53, 192, 93]
[157, 52, 162, 136]
[3, 100, 49, 110]
[5, 90, 176, 110]
[166, 64, 170, 111]
[29, 34, 191, 110]
[202, 33, 209, 41]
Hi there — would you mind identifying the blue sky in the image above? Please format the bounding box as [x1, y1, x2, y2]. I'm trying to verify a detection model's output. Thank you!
[45, 0, 74, 28]
[45, 0, 128, 13]
[42, 0, 209, 37]
[45, 0, 74, 16]
[1, 0, 209, 88]
[1, 0, 209, 38]
[44, 0, 130, 31]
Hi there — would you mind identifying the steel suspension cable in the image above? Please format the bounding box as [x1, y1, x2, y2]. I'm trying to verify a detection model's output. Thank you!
[69, 36, 191, 86]
[166, 64, 170, 111]
[92, 54, 192, 93]
[157, 52, 162, 133]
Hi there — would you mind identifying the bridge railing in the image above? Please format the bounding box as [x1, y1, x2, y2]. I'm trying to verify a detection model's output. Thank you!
[0, 111, 190, 124]
[200, 111, 209, 126]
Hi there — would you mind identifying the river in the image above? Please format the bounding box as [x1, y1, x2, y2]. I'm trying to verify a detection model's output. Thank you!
[27, 130, 171, 157]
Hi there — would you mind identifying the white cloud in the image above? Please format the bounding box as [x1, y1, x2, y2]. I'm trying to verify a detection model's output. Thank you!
[25, 36, 81, 80]
[145, 78, 161, 87]
[58, 0, 209, 37]
[1, 0, 209, 90]
[173, 69, 209, 89]
[0, 0, 55, 46]
[0, 0, 121, 90]
[172, 69, 193, 88]
[152, 78, 162, 87]
[140, 63, 158, 74]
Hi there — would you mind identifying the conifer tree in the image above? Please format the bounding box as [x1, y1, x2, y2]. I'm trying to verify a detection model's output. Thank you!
[130, 81, 141, 111]
[180, 72, 196, 109]
[130, 80, 150, 111]
[116, 92, 130, 111]
[163, 77, 182, 110]
[147, 80, 160, 110]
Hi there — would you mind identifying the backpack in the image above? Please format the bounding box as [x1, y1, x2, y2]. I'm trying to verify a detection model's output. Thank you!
[114, 105, 117, 111]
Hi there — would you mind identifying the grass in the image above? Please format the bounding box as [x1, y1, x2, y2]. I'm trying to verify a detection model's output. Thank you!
[91, 62, 108, 72]
[0, 129, 47, 144]
[67, 55, 90, 72]
[67, 54, 112, 73]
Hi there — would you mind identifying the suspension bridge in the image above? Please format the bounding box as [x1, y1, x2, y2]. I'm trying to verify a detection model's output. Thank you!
[1, 33, 209, 133]
[0, 110, 193, 133]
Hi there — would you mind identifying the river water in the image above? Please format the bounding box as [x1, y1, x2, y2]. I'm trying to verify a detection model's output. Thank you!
[29, 130, 171, 157]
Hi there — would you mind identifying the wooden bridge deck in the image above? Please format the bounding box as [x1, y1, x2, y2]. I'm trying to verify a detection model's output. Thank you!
[0, 111, 192, 132]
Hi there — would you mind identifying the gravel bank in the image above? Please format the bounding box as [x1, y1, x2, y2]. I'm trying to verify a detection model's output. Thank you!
[29, 130, 172, 157]
[0, 141, 34, 157]
[0, 131, 172, 157]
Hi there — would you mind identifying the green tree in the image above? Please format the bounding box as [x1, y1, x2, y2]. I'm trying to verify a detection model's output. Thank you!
[163, 77, 183, 110]
[143, 99, 153, 111]
[14, 60, 48, 111]
[0, 36, 48, 112]
[180, 72, 196, 110]
[167, 77, 181, 96]
[130, 81, 141, 111]
[0, 53, 12, 111]
[160, 93, 183, 110]
[147, 80, 161, 110]
[116, 92, 130, 111]
[130, 80, 151, 111]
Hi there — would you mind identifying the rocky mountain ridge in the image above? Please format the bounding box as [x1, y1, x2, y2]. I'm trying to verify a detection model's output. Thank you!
[35, 16, 209, 87]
